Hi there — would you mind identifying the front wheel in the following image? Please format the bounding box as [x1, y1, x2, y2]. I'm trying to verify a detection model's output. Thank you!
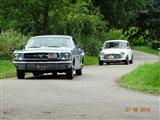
[52, 72, 57, 78]
[17, 70, 25, 79]
[32, 72, 42, 77]
[129, 55, 133, 64]
[124, 56, 129, 65]
[76, 68, 82, 75]
[106, 62, 110, 65]
[66, 69, 73, 79]
[99, 59, 104, 66]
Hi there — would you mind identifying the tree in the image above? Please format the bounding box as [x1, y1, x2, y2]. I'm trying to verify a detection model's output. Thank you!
[92, 0, 150, 28]
[0, 0, 108, 55]
[0, 0, 56, 35]
[126, 0, 160, 41]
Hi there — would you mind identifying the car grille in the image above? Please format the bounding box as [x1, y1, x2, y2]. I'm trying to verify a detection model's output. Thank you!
[23, 53, 59, 60]
[104, 54, 121, 59]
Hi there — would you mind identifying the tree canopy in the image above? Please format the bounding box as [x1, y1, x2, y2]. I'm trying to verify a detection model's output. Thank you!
[0, 0, 159, 56]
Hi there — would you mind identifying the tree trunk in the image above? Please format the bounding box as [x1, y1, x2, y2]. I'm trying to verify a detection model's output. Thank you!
[43, 3, 49, 35]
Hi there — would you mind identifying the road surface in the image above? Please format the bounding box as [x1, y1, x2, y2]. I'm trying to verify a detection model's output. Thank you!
[0, 51, 159, 120]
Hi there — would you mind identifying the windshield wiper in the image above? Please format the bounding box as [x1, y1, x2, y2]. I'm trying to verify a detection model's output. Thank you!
[47, 46, 61, 47]
[29, 46, 40, 48]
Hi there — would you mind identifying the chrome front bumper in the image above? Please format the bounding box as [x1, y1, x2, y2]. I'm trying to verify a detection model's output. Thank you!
[100, 57, 126, 62]
[13, 61, 72, 71]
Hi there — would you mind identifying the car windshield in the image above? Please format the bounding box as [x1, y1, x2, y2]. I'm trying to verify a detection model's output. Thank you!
[26, 37, 71, 48]
[104, 42, 126, 49]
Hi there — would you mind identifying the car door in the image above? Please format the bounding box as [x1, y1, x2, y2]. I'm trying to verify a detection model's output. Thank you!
[74, 46, 82, 69]
[71, 38, 81, 70]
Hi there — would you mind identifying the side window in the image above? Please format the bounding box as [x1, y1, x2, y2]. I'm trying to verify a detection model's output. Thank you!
[71, 37, 76, 48]
[127, 42, 131, 49]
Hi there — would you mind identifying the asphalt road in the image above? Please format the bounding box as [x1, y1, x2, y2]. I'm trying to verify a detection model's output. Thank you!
[0, 51, 159, 120]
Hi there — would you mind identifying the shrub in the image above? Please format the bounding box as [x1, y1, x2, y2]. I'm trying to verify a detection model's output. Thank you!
[80, 37, 102, 56]
[151, 41, 160, 50]
[105, 29, 126, 41]
[0, 29, 28, 59]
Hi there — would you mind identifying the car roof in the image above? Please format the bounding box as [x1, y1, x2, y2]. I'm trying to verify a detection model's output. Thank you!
[105, 40, 128, 43]
[31, 35, 72, 39]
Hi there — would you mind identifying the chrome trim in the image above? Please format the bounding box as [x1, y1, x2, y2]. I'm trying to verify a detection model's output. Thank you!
[13, 61, 72, 64]
[102, 58, 125, 61]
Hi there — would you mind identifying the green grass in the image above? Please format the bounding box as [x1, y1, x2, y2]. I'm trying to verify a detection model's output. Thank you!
[133, 46, 159, 56]
[84, 56, 98, 65]
[0, 60, 16, 79]
[119, 62, 160, 94]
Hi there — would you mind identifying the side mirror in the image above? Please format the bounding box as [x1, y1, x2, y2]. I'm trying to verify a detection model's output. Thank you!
[21, 45, 26, 50]
[126, 46, 130, 49]
[75, 45, 79, 48]
[23, 46, 26, 50]
[75, 45, 80, 50]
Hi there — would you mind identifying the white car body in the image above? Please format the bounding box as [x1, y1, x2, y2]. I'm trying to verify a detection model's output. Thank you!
[99, 40, 133, 65]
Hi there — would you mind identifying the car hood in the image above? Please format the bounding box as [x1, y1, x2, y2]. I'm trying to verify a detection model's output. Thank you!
[101, 48, 126, 54]
[14, 47, 72, 54]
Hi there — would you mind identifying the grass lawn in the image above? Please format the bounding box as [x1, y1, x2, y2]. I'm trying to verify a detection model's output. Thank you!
[84, 56, 98, 65]
[119, 62, 160, 94]
[0, 60, 16, 79]
[133, 46, 159, 56]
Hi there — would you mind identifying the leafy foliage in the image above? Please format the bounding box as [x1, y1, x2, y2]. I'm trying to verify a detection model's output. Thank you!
[0, 0, 159, 57]
[92, 0, 149, 28]
[150, 41, 160, 50]
[105, 29, 126, 40]
[0, 0, 108, 56]
[125, 0, 160, 41]
[0, 30, 28, 59]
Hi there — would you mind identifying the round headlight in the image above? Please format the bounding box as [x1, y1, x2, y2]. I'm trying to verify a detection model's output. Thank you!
[100, 52, 105, 57]
[64, 52, 71, 59]
[13, 53, 21, 60]
[61, 52, 71, 60]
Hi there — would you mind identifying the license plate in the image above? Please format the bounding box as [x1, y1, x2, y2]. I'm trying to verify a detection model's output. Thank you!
[36, 65, 46, 69]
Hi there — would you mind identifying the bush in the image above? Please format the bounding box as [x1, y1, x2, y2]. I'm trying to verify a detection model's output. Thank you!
[0, 29, 28, 59]
[151, 41, 160, 50]
[105, 29, 126, 41]
[80, 37, 102, 56]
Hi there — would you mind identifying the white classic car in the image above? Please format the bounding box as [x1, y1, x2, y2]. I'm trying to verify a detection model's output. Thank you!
[99, 40, 133, 65]
[13, 35, 84, 79]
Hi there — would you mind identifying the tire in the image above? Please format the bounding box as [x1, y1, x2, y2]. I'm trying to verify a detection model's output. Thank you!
[99, 59, 104, 66]
[66, 69, 73, 79]
[124, 56, 129, 65]
[52, 72, 57, 78]
[106, 62, 110, 65]
[32, 72, 40, 77]
[76, 68, 82, 75]
[33, 72, 43, 77]
[129, 55, 133, 64]
[17, 70, 25, 79]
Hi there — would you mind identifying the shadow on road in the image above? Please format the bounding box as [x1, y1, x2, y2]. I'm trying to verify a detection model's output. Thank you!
[24, 73, 78, 80]
[102, 62, 129, 66]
